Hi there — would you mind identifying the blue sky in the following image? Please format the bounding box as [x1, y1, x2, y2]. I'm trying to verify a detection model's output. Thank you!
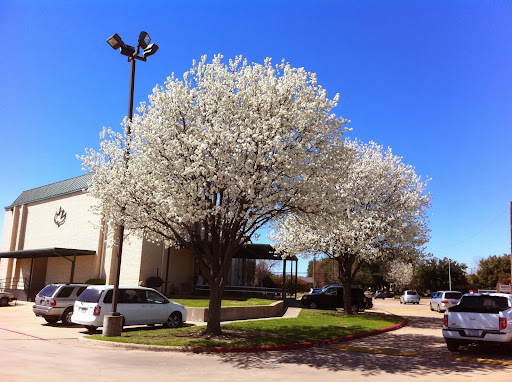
[1, 0, 511, 276]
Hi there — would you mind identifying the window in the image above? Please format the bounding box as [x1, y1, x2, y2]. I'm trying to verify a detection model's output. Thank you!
[118, 289, 147, 304]
[146, 290, 167, 304]
[77, 287, 88, 297]
[56, 286, 74, 298]
[38, 285, 58, 297]
[453, 295, 510, 313]
[103, 290, 113, 304]
[445, 292, 461, 300]
[77, 288, 102, 303]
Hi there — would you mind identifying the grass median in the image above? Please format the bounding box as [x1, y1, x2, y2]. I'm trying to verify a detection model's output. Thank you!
[170, 298, 274, 307]
[87, 309, 403, 348]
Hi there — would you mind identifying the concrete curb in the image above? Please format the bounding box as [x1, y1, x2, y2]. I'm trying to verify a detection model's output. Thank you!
[80, 317, 408, 353]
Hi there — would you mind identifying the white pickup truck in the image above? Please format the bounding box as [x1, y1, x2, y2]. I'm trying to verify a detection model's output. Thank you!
[442, 293, 512, 352]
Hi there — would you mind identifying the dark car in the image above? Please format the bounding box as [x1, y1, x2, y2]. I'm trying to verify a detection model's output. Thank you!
[301, 285, 367, 312]
[374, 291, 387, 299]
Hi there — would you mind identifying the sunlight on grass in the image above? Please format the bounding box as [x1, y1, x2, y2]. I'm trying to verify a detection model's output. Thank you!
[171, 298, 275, 307]
[88, 310, 402, 348]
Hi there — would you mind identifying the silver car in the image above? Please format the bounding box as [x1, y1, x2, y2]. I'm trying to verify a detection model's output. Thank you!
[400, 290, 420, 304]
[33, 284, 90, 325]
[430, 290, 462, 312]
[0, 291, 17, 306]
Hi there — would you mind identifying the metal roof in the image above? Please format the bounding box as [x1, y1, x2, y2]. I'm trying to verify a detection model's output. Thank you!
[7, 174, 91, 208]
[233, 244, 297, 261]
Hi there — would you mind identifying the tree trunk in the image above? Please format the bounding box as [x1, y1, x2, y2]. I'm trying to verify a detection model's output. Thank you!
[205, 281, 223, 335]
[342, 277, 354, 315]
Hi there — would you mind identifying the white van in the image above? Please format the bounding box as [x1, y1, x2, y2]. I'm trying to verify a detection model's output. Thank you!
[71, 285, 187, 332]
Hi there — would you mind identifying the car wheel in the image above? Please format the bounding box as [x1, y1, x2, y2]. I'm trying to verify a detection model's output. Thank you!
[61, 307, 74, 326]
[446, 340, 459, 352]
[85, 325, 97, 333]
[308, 301, 318, 309]
[165, 312, 182, 328]
[436, 304, 442, 313]
[351, 305, 360, 313]
[44, 316, 59, 324]
[0, 297, 10, 306]
[430, 303, 434, 311]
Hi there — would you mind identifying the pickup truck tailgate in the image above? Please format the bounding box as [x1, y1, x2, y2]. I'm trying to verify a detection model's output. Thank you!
[446, 312, 500, 330]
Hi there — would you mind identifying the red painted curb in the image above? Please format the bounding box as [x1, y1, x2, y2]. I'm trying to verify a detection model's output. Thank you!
[189, 318, 407, 353]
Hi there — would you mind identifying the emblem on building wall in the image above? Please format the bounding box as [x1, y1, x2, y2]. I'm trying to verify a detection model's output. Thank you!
[54, 207, 67, 228]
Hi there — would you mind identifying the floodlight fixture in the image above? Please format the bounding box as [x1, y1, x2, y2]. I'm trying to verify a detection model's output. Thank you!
[138, 31, 151, 50]
[143, 43, 159, 58]
[120, 44, 136, 57]
[106, 33, 124, 50]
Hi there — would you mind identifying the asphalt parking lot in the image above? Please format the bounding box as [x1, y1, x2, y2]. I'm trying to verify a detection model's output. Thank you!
[1, 299, 512, 382]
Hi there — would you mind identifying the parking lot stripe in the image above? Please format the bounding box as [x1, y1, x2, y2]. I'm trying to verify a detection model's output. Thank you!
[329, 345, 512, 366]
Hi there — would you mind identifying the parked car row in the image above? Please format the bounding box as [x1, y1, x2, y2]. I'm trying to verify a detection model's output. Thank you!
[32, 283, 187, 332]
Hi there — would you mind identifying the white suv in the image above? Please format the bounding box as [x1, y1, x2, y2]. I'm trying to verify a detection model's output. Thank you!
[71, 285, 187, 332]
[33, 284, 90, 325]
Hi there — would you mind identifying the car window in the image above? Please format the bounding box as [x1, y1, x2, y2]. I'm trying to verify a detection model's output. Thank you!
[146, 290, 167, 304]
[407, 291, 418, 295]
[118, 289, 147, 303]
[56, 286, 74, 298]
[77, 288, 102, 303]
[38, 285, 59, 297]
[103, 290, 113, 304]
[445, 292, 461, 299]
[454, 296, 510, 313]
[325, 288, 338, 296]
[77, 286, 88, 296]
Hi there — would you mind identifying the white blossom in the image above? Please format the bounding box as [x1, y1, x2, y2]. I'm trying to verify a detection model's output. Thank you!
[270, 139, 431, 312]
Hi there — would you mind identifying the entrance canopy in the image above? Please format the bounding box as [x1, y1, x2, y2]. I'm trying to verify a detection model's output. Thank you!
[233, 243, 297, 261]
[0, 247, 95, 259]
[0, 248, 96, 300]
[233, 244, 299, 299]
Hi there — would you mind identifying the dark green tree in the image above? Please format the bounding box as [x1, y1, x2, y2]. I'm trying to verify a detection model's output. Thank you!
[475, 254, 511, 289]
[416, 257, 468, 293]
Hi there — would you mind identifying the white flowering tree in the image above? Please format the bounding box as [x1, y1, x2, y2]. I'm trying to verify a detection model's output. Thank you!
[270, 140, 431, 314]
[385, 260, 414, 292]
[80, 55, 348, 335]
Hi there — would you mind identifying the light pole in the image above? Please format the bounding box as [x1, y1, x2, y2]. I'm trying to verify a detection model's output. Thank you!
[102, 31, 158, 337]
[448, 258, 452, 291]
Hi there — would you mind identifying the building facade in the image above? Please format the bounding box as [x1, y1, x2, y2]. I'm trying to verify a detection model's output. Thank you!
[0, 174, 196, 300]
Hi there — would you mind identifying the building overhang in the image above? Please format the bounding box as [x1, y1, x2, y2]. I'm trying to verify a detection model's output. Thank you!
[0, 247, 96, 259]
[233, 243, 297, 261]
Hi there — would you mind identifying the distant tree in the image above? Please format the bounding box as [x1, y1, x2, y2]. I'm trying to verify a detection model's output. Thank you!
[416, 257, 468, 293]
[307, 257, 337, 286]
[385, 260, 414, 292]
[254, 260, 278, 288]
[353, 261, 389, 292]
[474, 254, 511, 289]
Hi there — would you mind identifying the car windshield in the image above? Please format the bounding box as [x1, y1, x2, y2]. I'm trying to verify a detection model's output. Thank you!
[76, 288, 102, 303]
[445, 292, 462, 299]
[38, 285, 58, 297]
[407, 291, 417, 295]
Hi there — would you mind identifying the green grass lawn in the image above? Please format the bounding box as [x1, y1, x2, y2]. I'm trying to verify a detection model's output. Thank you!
[87, 309, 403, 348]
[171, 298, 275, 307]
